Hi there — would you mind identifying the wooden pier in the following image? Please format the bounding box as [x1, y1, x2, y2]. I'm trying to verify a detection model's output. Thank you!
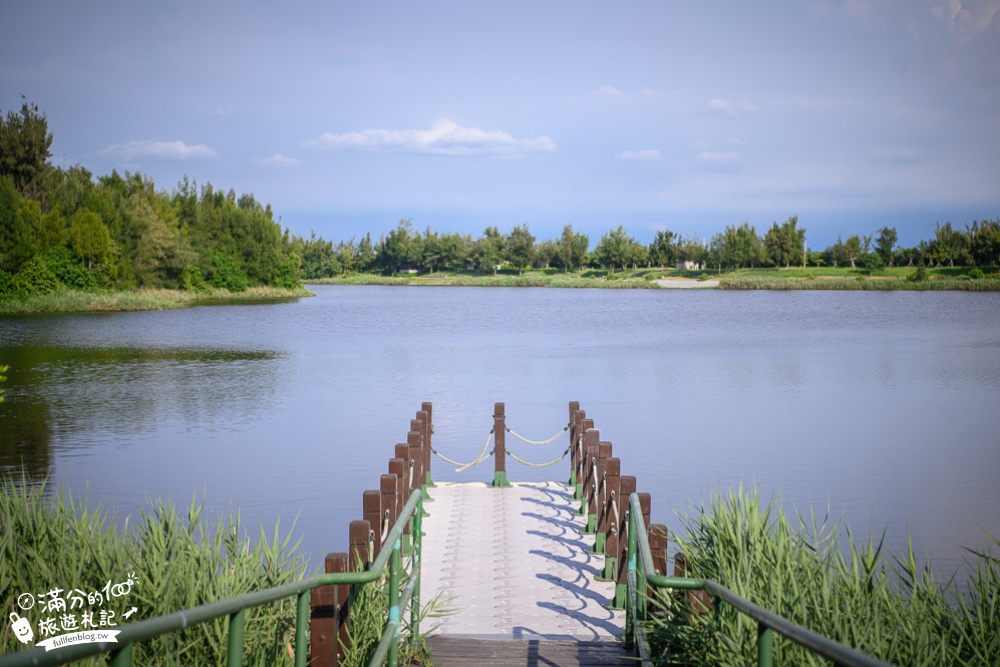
[418, 481, 627, 664]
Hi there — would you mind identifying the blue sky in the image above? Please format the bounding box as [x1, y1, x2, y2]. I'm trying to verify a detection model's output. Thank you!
[2, 0, 998, 249]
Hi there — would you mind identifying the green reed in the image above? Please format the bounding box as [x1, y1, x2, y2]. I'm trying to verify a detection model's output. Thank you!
[1, 481, 308, 666]
[647, 486, 1000, 666]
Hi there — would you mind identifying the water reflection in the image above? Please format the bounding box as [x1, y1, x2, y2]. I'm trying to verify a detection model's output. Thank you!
[0, 346, 281, 482]
[0, 288, 998, 587]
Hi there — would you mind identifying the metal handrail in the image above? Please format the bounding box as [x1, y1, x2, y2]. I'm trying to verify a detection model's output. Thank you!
[1, 490, 424, 667]
[625, 493, 896, 667]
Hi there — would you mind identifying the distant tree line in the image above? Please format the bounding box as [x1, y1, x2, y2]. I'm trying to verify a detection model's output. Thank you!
[4, 100, 997, 299]
[0, 99, 303, 300]
[293, 214, 999, 279]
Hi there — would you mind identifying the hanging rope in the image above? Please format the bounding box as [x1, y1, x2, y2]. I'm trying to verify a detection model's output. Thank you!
[431, 429, 494, 471]
[505, 445, 571, 468]
[381, 510, 390, 546]
[367, 529, 375, 565]
[505, 423, 569, 446]
[610, 490, 620, 534]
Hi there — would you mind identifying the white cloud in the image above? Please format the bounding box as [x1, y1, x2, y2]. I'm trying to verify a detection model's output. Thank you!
[99, 140, 218, 161]
[254, 153, 302, 168]
[302, 119, 556, 157]
[594, 85, 626, 97]
[703, 98, 761, 118]
[699, 151, 740, 163]
[621, 149, 663, 160]
[930, 0, 999, 34]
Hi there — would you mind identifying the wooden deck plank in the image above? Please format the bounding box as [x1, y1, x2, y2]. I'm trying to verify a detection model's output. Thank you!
[421, 637, 632, 667]
[420, 482, 625, 639]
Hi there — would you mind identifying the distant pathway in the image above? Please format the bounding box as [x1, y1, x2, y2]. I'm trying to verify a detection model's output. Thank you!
[420, 482, 624, 640]
[654, 278, 719, 288]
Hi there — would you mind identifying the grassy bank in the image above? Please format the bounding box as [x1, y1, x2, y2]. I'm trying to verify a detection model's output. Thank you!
[0, 481, 309, 665]
[308, 266, 1000, 291]
[310, 269, 666, 289]
[649, 487, 1000, 666]
[0, 285, 314, 314]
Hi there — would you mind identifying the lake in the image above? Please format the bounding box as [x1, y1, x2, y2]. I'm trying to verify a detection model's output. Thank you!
[1, 285, 998, 584]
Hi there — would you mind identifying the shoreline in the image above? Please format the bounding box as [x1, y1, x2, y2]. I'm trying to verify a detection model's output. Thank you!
[0, 286, 315, 315]
[3, 272, 998, 315]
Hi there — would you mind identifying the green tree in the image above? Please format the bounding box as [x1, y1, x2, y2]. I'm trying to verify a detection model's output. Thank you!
[535, 239, 558, 269]
[648, 229, 677, 269]
[70, 208, 112, 271]
[676, 234, 708, 267]
[438, 232, 471, 272]
[0, 97, 53, 196]
[875, 227, 898, 267]
[556, 224, 588, 271]
[273, 252, 302, 289]
[0, 177, 38, 271]
[356, 233, 376, 272]
[763, 216, 805, 268]
[210, 251, 249, 292]
[967, 219, 1000, 267]
[38, 208, 67, 252]
[476, 226, 505, 275]
[376, 219, 417, 274]
[713, 222, 762, 269]
[506, 225, 535, 274]
[594, 225, 639, 272]
[843, 235, 861, 269]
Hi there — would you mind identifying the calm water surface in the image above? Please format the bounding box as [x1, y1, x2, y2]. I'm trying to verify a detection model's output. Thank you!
[1, 286, 998, 582]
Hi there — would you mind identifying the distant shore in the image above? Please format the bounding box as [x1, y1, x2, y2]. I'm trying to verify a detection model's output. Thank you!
[2, 267, 997, 315]
[306, 266, 1000, 291]
[0, 286, 315, 315]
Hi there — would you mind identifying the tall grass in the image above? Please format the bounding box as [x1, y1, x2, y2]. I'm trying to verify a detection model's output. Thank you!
[648, 487, 1000, 666]
[0, 286, 314, 314]
[0, 481, 309, 665]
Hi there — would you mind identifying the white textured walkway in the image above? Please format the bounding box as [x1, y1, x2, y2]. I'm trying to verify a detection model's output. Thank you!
[420, 482, 624, 640]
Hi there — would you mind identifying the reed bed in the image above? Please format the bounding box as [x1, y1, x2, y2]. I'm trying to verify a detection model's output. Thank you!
[648, 487, 1000, 666]
[0, 286, 314, 314]
[309, 273, 658, 289]
[1, 481, 308, 665]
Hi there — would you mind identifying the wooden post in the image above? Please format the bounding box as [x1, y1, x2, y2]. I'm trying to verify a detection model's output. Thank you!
[420, 402, 434, 487]
[576, 417, 593, 503]
[407, 426, 430, 501]
[583, 429, 600, 530]
[492, 402, 510, 487]
[349, 520, 371, 571]
[601, 457, 621, 580]
[406, 434, 422, 555]
[674, 553, 712, 614]
[593, 441, 613, 552]
[614, 475, 636, 609]
[406, 430, 424, 498]
[388, 459, 405, 520]
[362, 490, 381, 560]
[638, 492, 651, 533]
[568, 401, 580, 485]
[380, 474, 398, 531]
[648, 524, 668, 613]
[310, 552, 348, 667]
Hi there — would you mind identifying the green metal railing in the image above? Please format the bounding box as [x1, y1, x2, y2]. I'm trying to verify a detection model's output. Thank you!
[624, 493, 895, 667]
[1, 490, 424, 667]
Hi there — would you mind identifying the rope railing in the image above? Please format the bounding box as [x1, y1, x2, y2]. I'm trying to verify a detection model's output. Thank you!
[504, 423, 569, 445]
[505, 445, 571, 468]
[430, 429, 494, 471]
